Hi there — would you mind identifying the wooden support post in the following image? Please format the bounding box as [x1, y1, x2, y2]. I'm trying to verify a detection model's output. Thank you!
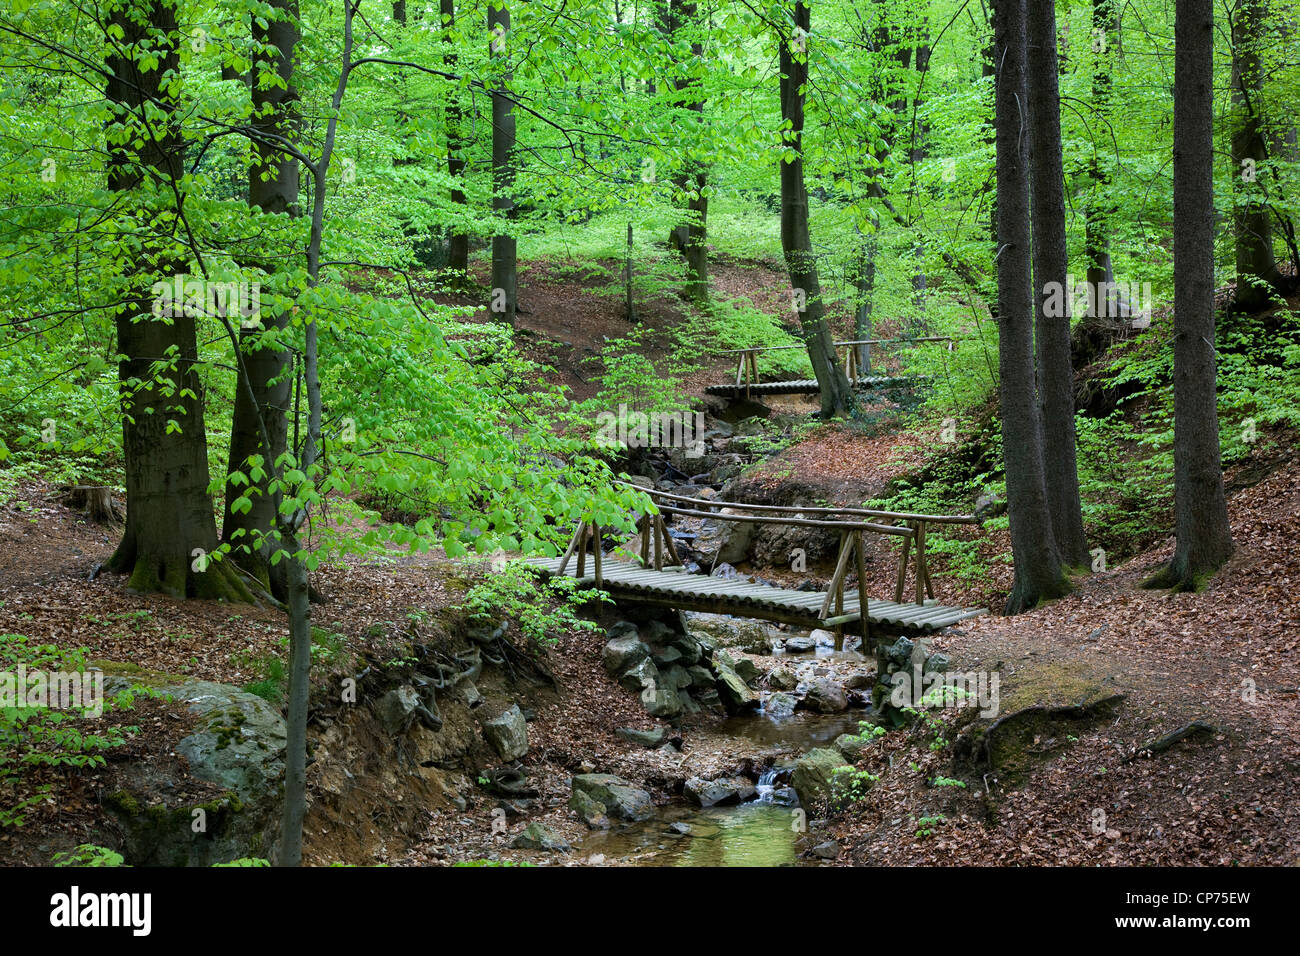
[895, 527, 913, 603]
[853, 529, 870, 649]
[576, 522, 588, 578]
[914, 520, 927, 605]
[653, 515, 665, 571]
[639, 515, 650, 566]
[660, 516, 682, 566]
[557, 520, 586, 575]
[819, 532, 854, 619]
[592, 522, 603, 587]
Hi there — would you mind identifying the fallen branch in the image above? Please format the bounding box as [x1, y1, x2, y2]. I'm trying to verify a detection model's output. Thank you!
[1123, 719, 1217, 764]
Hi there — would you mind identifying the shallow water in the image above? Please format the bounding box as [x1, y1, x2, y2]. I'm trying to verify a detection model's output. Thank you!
[577, 801, 810, 867]
[575, 709, 869, 866]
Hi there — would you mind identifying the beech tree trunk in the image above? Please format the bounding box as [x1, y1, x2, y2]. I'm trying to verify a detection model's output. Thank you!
[1230, 0, 1282, 312]
[1145, 0, 1234, 590]
[489, 2, 517, 327]
[104, 0, 252, 602]
[779, 1, 853, 418]
[665, 0, 709, 305]
[224, 0, 299, 598]
[992, 0, 1069, 614]
[442, 0, 470, 275]
[1027, 0, 1089, 568]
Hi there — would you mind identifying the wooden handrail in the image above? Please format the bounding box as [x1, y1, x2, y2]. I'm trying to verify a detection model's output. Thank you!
[617, 480, 981, 526]
[657, 503, 913, 537]
[716, 336, 958, 354]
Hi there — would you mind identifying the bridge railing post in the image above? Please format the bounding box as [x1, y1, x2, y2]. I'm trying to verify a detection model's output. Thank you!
[557, 520, 587, 576]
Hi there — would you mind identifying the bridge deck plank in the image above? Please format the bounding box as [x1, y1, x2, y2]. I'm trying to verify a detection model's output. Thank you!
[523, 556, 985, 633]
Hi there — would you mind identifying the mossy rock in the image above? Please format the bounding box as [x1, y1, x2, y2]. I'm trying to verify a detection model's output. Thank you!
[100, 679, 286, 865]
[102, 790, 258, 867]
[953, 659, 1124, 789]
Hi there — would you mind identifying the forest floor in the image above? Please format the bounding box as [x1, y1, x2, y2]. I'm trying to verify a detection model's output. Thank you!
[1, 254, 1297, 866]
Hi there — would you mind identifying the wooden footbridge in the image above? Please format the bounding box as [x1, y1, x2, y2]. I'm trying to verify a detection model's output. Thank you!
[525, 484, 986, 648]
[705, 337, 952, 399]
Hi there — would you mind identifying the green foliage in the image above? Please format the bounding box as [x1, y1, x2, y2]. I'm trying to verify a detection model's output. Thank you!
[914, 814, 947, 839]
[1, 636, 136, 828]
[1074, 410, 1174, 559]
[452, 859, 538, 867]
[829, 765, 880, 812]
[458, 560, 610, 648]
[51, 844, 126, 867]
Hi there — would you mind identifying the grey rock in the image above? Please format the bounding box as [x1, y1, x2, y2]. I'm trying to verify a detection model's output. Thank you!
[669, 634, 703, 666]
[834, 732, 871, 763]
[606, 620, 640, 642]
[687, 665, 715, 687]
[784, 636, 817, 653]
[481, 704, 529, 762]
[764, 692, 798, 718]
[569, 789, 610, 828]
[803, 678, 849, 714]
[884, 637, 915, 667]
[664, 665, 694, 690]
[790, 748, 849, 808]
[571, 774, 654, 822]
[734, 658, 762, 686]
[510, 822, 570, 852]
[684, 775, 757, 808]
[714, 664, 759, 714]
[618, 658, 659, 693]
[106, 681, 285, 866]
[924, 652, 951, 675]
[603, 636, 650, 675]
[376, 685, 422, 736]
[652, 645, 683, 668]
[616, 726, 669, 749]
[768, 667, 799, 691]
[641, 620, 677, 645]
[811, 840, 841, 860]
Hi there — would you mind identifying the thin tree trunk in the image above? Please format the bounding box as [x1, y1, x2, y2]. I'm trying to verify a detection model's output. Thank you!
[779, 1, 853, 418]
[224, 0, 299, 598]
[992, 0, 1069, 614]
[1144, 0, 1234, 590]
[489, 2, 517, 327]
[104, 0, 253, 603]
[854, 221, 876, 376]
[1085, 0, 1118, 316]
[1027, 0, 1089, 568]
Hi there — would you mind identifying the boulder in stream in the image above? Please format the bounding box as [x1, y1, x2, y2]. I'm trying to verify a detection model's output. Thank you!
[571, 773, 655, 822]
[790, 748, 850, 808]
[802, 678, 849, 714]
[684, 775, 757, 807]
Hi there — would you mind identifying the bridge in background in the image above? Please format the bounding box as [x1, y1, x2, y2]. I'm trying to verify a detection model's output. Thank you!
[524, 485, 986, 649]
[705, 337, 953, 399]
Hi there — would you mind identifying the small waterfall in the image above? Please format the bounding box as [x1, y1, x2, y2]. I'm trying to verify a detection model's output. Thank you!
[753, 767, 781, 804]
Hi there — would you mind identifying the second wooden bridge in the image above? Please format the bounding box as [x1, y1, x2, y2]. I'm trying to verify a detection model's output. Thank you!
[705, 337, 952, 399]
[525, 485, 987, 648]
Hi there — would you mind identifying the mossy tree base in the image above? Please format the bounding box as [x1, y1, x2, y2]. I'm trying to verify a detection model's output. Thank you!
[107, 545, 257, 603]
[1004, 571, 1072, 616]
[1140, 557, 1217, 594]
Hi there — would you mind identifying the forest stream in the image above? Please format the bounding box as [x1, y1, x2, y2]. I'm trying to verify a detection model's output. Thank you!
[574, 706, 866, 866]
